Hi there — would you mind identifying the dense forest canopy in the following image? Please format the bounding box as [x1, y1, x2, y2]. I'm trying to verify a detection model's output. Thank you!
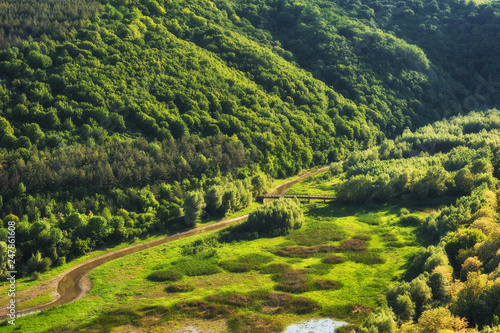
[328, 109, 500, 331]
[0, 0, 499, 285]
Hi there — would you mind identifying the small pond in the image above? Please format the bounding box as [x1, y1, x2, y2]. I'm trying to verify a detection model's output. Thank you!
[281, 318, 349, 333]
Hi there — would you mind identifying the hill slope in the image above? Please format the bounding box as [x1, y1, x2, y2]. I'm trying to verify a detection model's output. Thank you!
[0, 0, 499, 276]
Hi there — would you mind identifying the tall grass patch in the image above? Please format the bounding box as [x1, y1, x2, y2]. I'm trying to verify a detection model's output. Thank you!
[287, 223, 345, 246]
[79, 309, 142, 333]
[175, 300, 234, 319]
[357, 212, 382, 225]
[207, 292, 255, 308]
[347, 251, 386, 265]
[172, 250, 221, 276]
[259, 263, 290, 274]
[219, 253, 274, 272]
[274, 269, 313, 293]
[147, 269, 183, 282]
[227, 313, 284, 333]
[165, 283, 195, 293]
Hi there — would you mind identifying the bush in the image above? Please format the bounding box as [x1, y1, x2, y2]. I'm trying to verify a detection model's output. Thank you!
[147, 269, 183, 282]
[329, 162, 344, 175]
[245, 198, 304, 236]
[400, 214, 423, 226]
[181, 235, 220, 256]
[26, 252, 52, 273]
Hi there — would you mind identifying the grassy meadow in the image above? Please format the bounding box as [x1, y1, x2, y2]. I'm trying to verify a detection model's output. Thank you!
[2, 173, 427, 332]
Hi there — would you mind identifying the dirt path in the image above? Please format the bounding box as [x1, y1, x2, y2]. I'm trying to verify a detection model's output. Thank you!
[0, 166, 329, 320]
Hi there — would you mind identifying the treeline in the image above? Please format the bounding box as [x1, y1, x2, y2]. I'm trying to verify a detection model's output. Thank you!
[349, 110, 500, 331]
[0, 172, 269, 278]
[335, 109, 500, 204]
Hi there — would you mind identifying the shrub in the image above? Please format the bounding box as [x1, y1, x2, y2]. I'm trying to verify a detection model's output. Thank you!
[147, 269, 183, 282]
[308, 263, 333, 275]
[26, 252, 52, 273]
[245, 198, 304, 236]
[400, 214, 423, 226]
[337, 324, 360, 333]
[181, 235, 220, 256]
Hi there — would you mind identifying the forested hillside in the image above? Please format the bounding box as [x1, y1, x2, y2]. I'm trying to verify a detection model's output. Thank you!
[0, 0, 499, 277]
[327, 109, 500, 331]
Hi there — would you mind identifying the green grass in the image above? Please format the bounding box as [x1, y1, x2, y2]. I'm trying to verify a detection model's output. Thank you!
[3, 173, 426, 332]
[286, 171, 341, 196]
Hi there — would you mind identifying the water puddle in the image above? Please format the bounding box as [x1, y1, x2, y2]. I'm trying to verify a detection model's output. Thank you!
[281, 318, 349, 333]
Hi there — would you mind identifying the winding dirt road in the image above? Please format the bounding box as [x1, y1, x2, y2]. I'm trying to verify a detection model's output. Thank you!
[0, 166, 328, 320]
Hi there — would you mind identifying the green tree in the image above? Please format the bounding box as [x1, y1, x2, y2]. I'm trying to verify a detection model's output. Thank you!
[429, 270, 450, 301]
[409, 275, 432, 315]
[393, 294, 415, 322]
[358, 307, 397, 333]
[455, 168, 475, 194]
[183, 191, 206, 228]
[245, 198, 303, 236]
